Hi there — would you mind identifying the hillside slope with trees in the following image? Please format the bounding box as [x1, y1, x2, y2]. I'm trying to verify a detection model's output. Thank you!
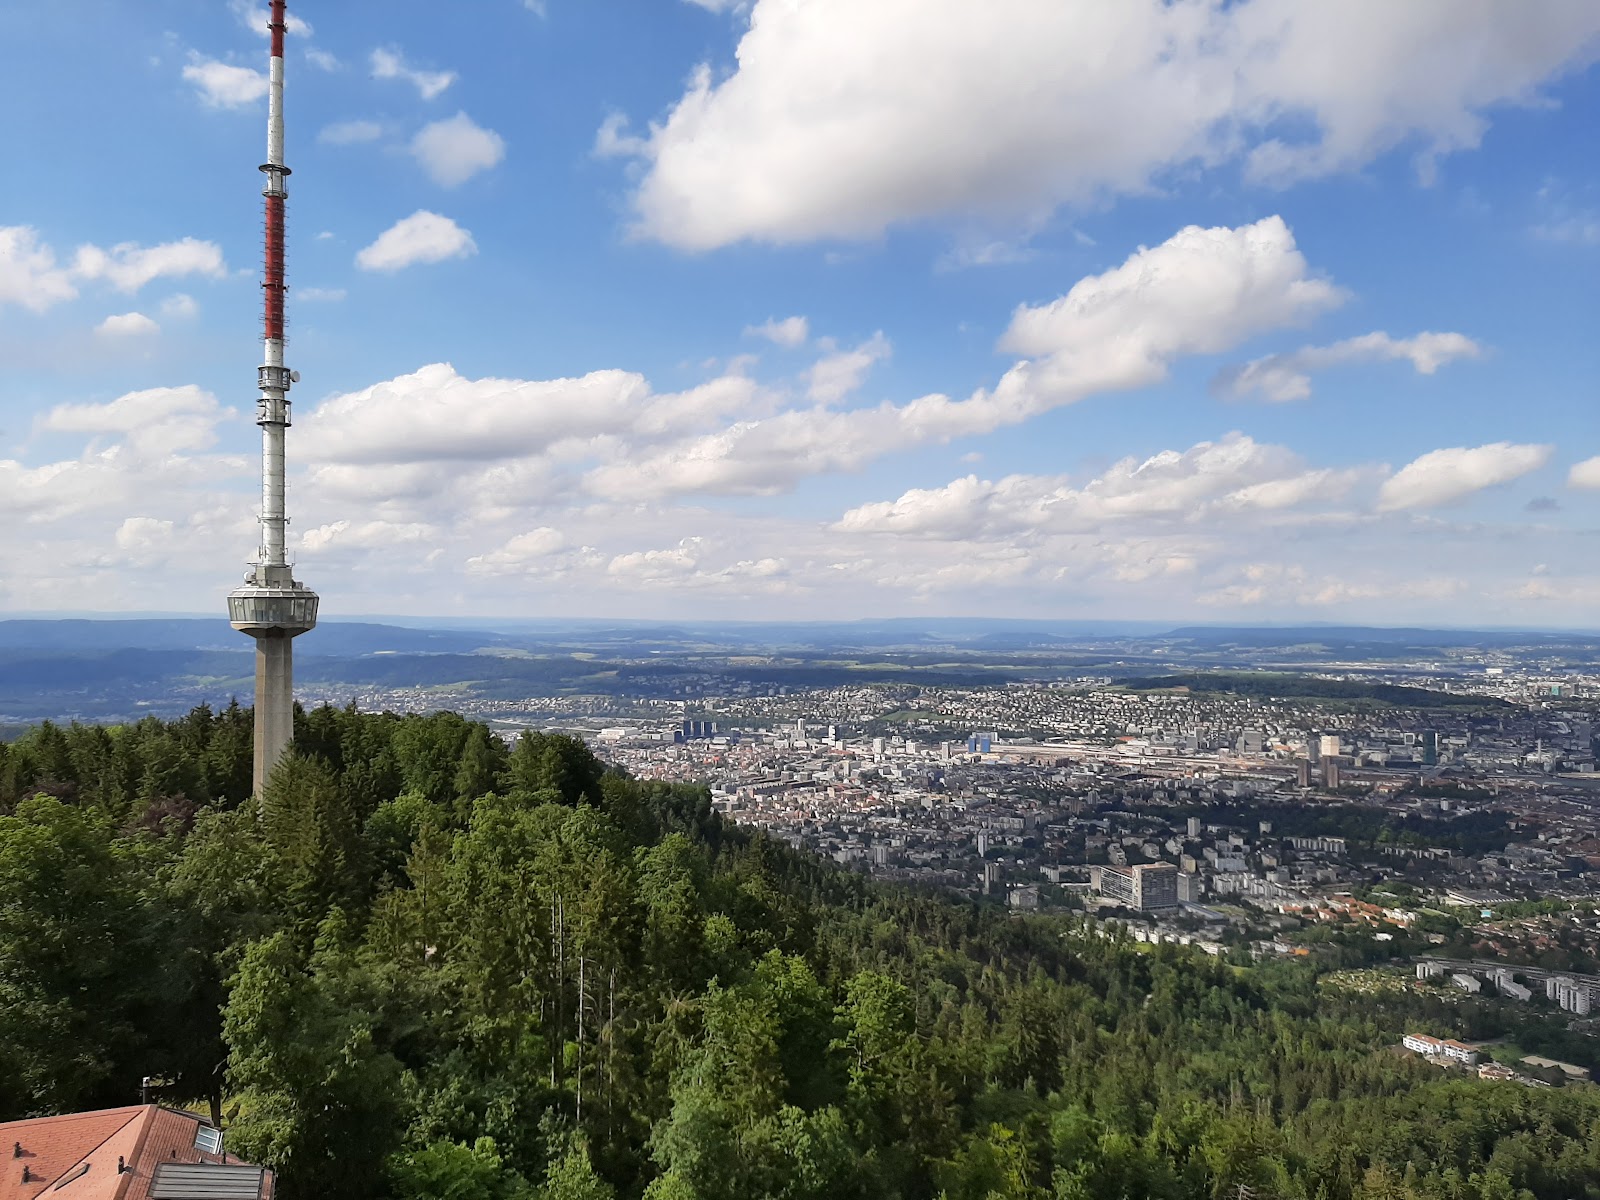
[3, 706, 1599, 1200]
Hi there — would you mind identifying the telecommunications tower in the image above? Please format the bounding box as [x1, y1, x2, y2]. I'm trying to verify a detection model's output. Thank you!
[227, 0, 318, 794]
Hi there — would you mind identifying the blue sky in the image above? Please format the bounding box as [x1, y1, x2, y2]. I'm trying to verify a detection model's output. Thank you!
[1, 0, 1597, 625]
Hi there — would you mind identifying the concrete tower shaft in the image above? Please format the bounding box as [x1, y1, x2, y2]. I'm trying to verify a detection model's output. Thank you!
[228, 0, 318, 795]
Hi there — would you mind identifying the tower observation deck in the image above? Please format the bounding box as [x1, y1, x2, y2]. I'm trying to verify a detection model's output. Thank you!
[227, 0, 317, 794]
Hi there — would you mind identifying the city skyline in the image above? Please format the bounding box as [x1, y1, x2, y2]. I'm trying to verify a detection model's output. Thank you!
[1, 2, 1598, 625]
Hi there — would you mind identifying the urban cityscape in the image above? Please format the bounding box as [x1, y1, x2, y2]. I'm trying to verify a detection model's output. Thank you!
[574, 669, 1599, 915]
[572, 667, 1600, 1089]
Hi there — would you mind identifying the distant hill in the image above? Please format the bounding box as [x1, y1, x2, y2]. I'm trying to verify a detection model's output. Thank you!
[0, 619, 513, 656]
[1, 616, 1584, 724]
[0, 620, 523, 723]
[1163, 625, 1600, 650]
[1121, 671, 1512, 708]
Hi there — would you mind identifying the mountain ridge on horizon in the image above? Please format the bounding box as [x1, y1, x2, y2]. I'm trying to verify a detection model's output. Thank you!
[3, 614, 1599, 638]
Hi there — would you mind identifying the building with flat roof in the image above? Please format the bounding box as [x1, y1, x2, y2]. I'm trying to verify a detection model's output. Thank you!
[1547, 976, 1594, 1015]
[1402, 1033, 1480, 1066]
[1007, 884, 1040, 910]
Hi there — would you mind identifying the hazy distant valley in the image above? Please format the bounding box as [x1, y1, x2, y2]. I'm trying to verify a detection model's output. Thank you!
[4, 616, 1596, 729]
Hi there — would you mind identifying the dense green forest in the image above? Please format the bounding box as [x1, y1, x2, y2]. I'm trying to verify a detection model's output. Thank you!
[3, 706, 1599, 1200]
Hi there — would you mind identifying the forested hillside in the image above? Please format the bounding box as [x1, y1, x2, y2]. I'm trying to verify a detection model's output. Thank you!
[3, 706, 1599, 1200]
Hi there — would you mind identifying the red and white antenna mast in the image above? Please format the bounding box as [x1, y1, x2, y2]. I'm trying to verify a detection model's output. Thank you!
[227, 0, 319, 795]
[260, 0, 291, 560]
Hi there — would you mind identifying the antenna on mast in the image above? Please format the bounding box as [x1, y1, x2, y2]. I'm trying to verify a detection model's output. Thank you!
[227, 0, 319, 795]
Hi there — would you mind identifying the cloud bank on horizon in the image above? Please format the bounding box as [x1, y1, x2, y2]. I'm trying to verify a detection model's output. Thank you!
[0, 0, 1596, 625]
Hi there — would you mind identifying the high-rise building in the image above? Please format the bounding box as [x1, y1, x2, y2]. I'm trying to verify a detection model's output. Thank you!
[1318, 734, 1342, 759]
[1186, 816, 1201, 839]
[1322, 758, 1342, 789]
[1421, 730, 1438, 767]
[1547, 976, 1595, 1015]
[982, 861, 1002, 895]
[227, 0, 318, 796]
[1094, 863, 1179, 910]
[1134, 863, 1179, 910]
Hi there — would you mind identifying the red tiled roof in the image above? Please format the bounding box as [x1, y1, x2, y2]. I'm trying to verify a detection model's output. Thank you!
[0, 1107, 272, 1200]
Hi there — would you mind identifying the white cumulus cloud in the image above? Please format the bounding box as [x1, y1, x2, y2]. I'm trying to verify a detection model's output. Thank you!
[588, 217, 1340, 500]
[410, 113, 507, 187]
[182, 54, 268, 108]
[1213, 330, 1482, 401]
[604, 0, 1600, 250]
[95, 312, 160, 337]
[834, 433, 1363, 538]
[42, 387, 210, 432]
[3, 228, 224, 312]
[299, 519, 438, 555]
[1377, 442, 1552, 511]
[998, 218, 1341, 366]
[466, 527, 569, 574]
[370, 47, 455, 100]
[40, 385, 227, 456]
[744, 315, 809, 347]
[298, 362, 756, 465]
[609, 539, 702, 582]
[807, 333, 890, 403]
[1568, 457, 1600, 489]
[114, 516, 176, 557]
[72, 238, 226, 293]
[355, 212, 477, 272]
[0, 226, 79, 312]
